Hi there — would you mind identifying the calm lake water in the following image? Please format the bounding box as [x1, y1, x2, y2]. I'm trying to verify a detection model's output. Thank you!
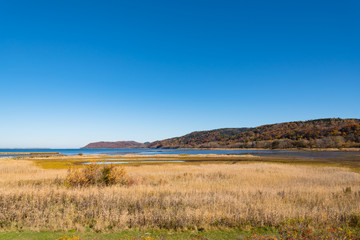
[84, 160, 186, 165]
[0, 148, 277, 156]
[0, 148, 359, 159]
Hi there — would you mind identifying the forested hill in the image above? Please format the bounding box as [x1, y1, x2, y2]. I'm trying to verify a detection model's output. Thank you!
[147, 118, 360, 149]
[82, 141, 145, 149]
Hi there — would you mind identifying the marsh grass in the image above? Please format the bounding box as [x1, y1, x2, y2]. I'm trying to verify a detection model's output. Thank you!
[0, 158, 66, 184]
[29, 153, 360, 174]
[0, 157, 360, 232]
[30, 154, 260, 169]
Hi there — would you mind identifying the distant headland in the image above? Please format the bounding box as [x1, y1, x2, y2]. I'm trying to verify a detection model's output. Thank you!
[81, 141, 146, 149]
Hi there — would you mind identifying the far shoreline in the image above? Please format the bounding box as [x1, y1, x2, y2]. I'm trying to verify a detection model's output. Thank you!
[81, 147, 360, 152]
[180, 147, 360, 152]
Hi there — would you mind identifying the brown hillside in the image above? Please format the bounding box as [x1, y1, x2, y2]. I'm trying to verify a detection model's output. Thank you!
[147, 118, 360, 149]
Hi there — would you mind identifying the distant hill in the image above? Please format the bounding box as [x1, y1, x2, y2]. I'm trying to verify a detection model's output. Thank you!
[82, 141, 145, 149]
[147, 118, 360, 149]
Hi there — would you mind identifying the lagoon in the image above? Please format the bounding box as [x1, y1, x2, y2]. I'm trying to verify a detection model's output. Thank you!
[83, 160, 185, 164]
[0, 148, 359, 160]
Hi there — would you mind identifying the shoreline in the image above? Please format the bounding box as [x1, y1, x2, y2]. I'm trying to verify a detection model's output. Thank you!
[179, 147, 360, 152]
[78, 147, 360, 152]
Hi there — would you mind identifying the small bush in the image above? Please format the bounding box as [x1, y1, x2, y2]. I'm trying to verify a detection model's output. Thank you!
[65, 163, 129, 187]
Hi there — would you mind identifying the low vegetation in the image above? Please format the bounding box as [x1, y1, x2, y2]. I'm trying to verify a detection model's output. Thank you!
[53, 227, 360, 240]
[0, 157, 360, 238]
[247, 226, 360, 240]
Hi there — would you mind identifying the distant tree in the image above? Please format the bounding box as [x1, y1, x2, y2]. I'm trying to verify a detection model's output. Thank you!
[271, 140, 280, 149]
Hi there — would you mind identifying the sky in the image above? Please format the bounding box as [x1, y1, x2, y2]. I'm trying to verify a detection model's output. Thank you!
[0, 0, 359, 148]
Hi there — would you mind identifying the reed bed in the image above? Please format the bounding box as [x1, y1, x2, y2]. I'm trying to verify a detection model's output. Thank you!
[0, 158, 66, 183]
[0, 158, 359, 232]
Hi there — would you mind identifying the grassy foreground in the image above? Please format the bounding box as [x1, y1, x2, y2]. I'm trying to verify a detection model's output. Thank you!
[0, 154, 360, 239]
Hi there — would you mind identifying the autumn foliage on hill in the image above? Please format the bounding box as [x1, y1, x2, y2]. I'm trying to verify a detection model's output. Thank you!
[147, 118, 360, 149]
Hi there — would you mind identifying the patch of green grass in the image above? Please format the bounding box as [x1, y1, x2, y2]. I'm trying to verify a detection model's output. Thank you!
[2, 227, 359, 240]
[0, 229, 248, 240]
[32, 159, 84, 169]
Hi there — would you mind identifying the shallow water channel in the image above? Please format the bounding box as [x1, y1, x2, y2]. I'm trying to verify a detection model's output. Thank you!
[83, 160, 185, 164]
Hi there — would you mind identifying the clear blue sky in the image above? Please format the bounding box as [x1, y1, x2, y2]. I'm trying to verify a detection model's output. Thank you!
[1, 0, 359, 148]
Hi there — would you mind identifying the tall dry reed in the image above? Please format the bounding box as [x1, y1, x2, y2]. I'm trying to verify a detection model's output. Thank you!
[0, 158, 359, 231]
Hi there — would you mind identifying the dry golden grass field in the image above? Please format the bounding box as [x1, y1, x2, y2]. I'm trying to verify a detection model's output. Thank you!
[1, 155, 360, 233]
[0, 154, 360, 239]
